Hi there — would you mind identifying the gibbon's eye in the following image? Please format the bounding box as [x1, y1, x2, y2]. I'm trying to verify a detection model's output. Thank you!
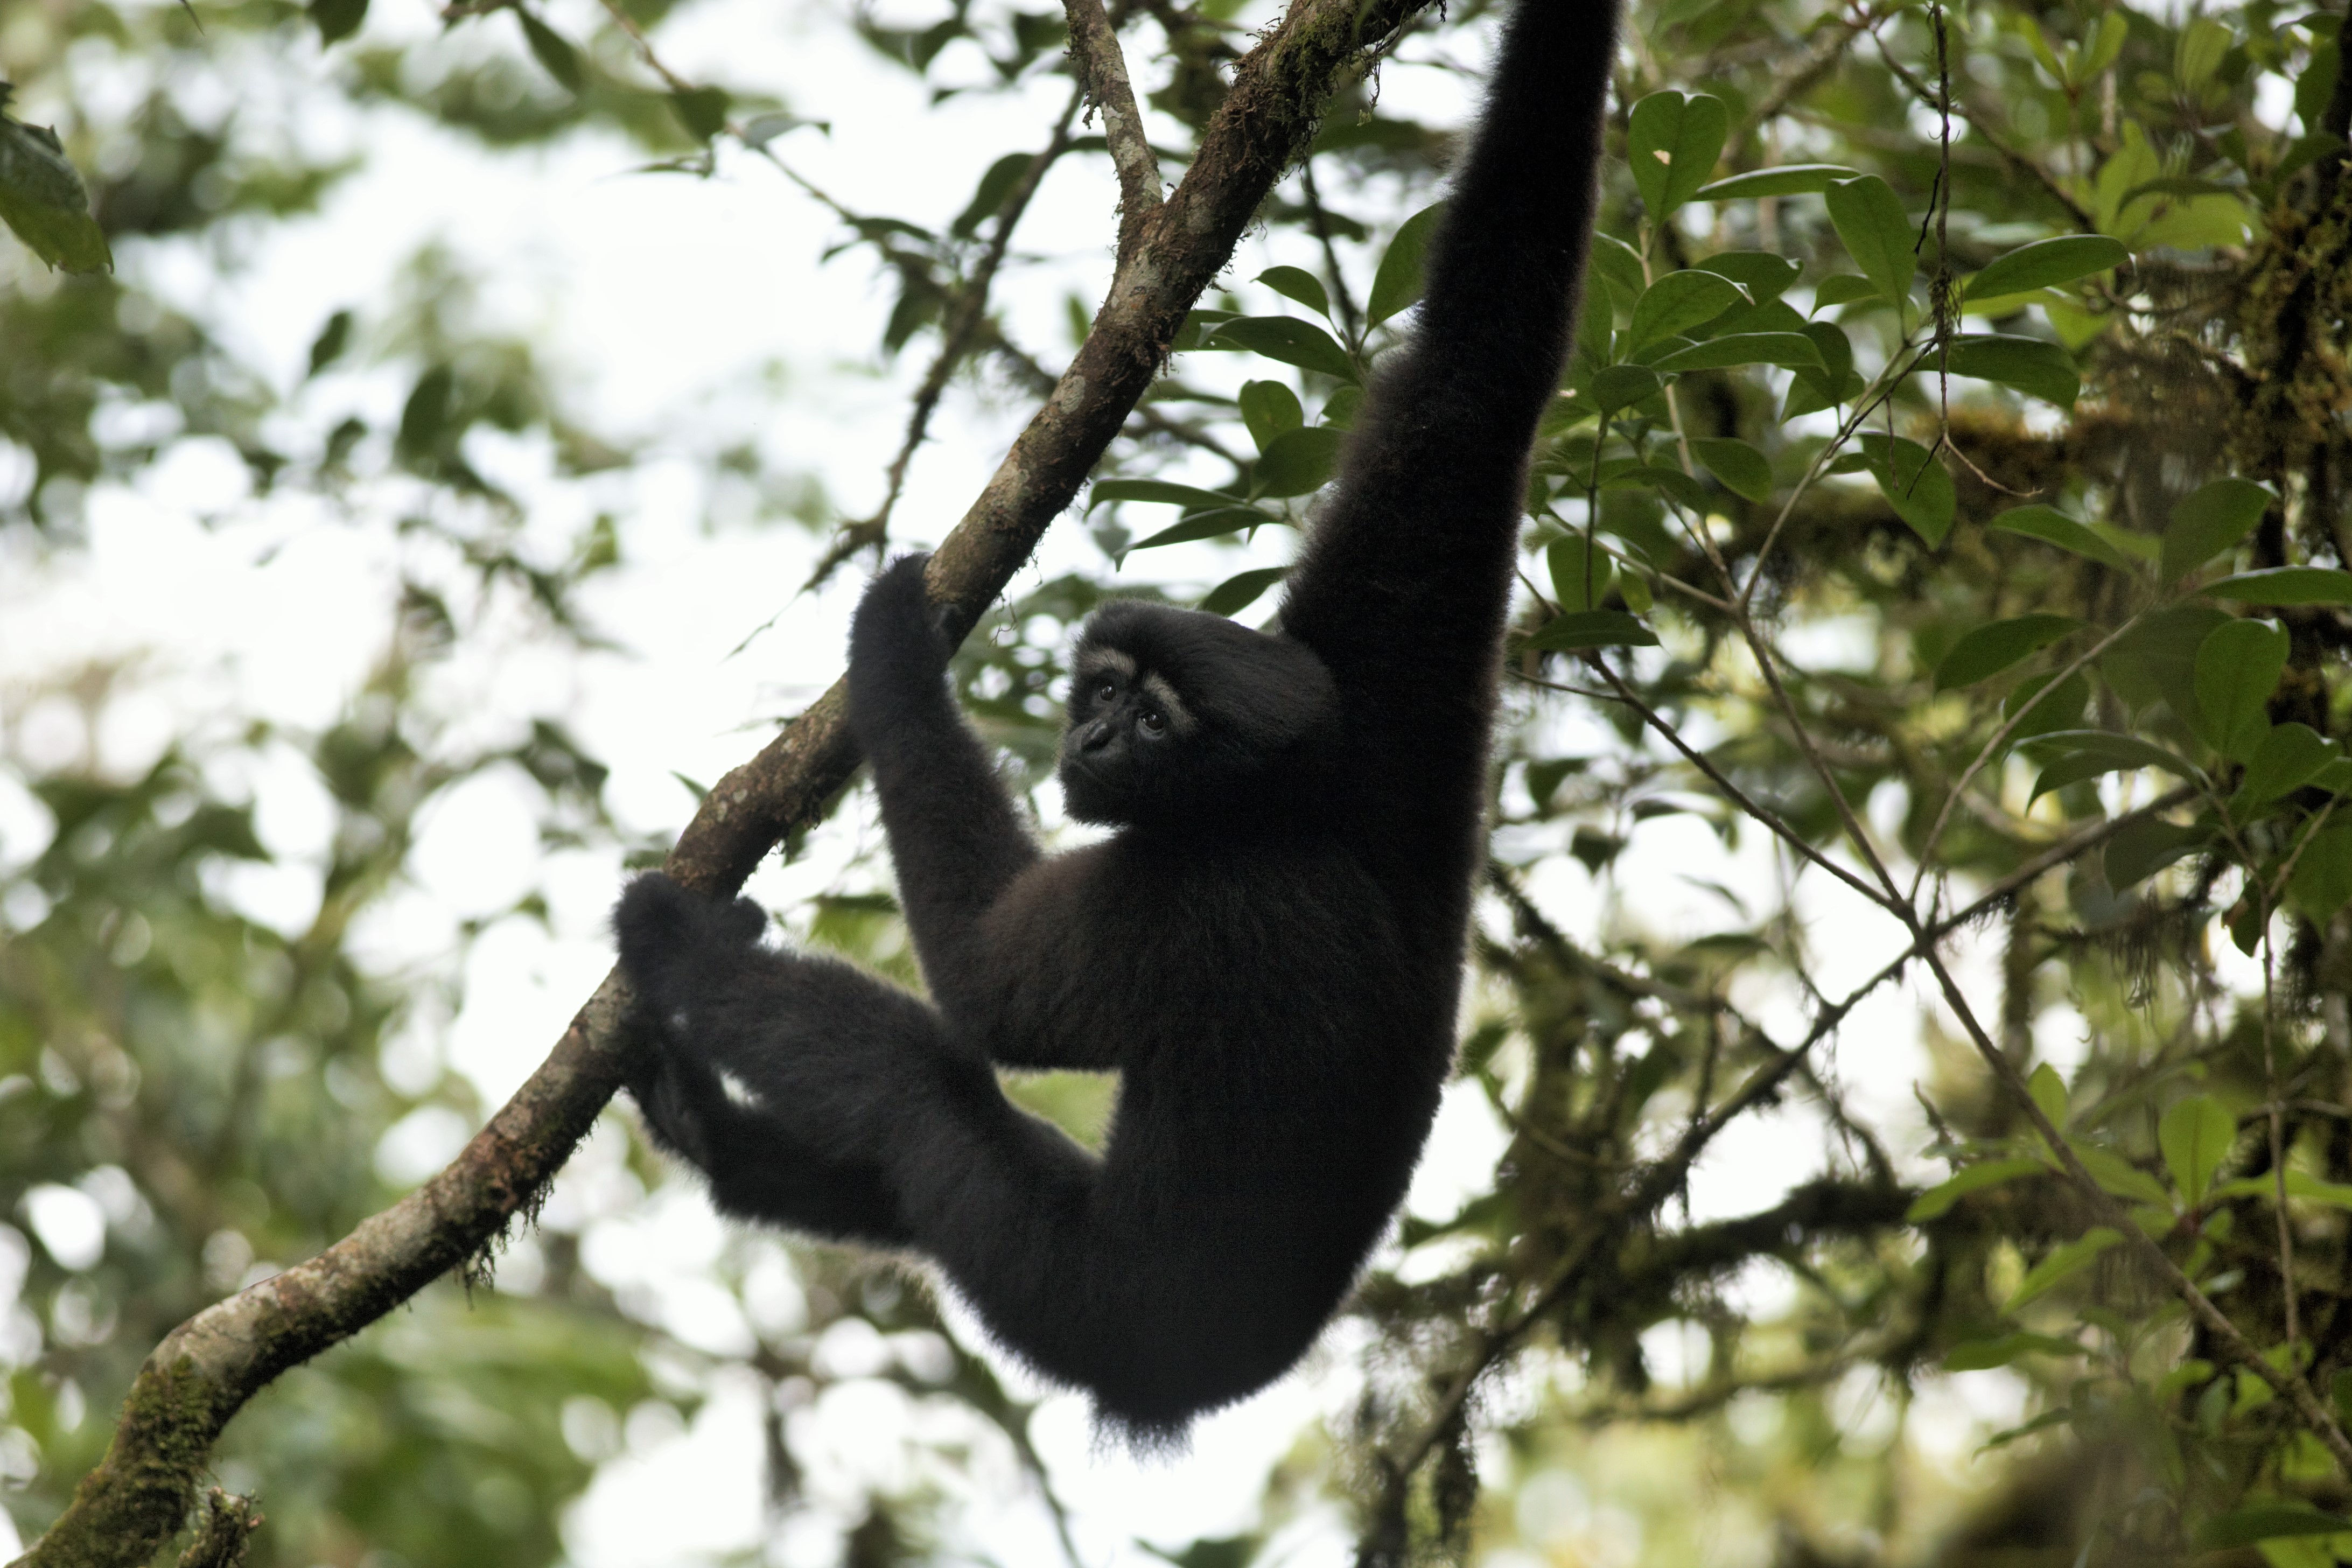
[1095, 678, 1117, 703]
[1138, 709, 1167, 737]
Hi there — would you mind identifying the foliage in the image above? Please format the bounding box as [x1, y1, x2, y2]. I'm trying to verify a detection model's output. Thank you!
[9, 0, 2352, 1561]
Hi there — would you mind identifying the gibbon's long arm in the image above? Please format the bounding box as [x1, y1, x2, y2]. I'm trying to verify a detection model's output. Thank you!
[843, 556, 1044, 1030]
[1280, 0, 1615, 829]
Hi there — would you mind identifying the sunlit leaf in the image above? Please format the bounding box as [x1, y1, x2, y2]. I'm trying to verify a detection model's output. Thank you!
[1521, 610, 1659, 652]
[1366, 204, 1443, 328]
[1210, 317, 1359, 381]
[1824, 176, 1914, 306]
[1198, 567, 1287, 617]
[1692, 164, 1859, 200]
[1905, 1157, 2045, 1222]
[1990, 505, 2134, 569]
[2004, 1227, 2122, 1313]
[1627, 91, 1728, 220]
[2026, 730, 2199, 801]
[1237, 380, 1304, 453]
[1251, 425, 1342, 499]
[1964, 235, 2129, 300]
[2160, 1096, 2237, 1206]
[2204, 566, 2352, 604]
[1627, 271, 1747, 351]
[1256, 265, 1331, 321]
[1686, 437, 1772, 502]
[1649, 333, 1824, 373]
[1938, 334, 2080, 409]
[1858, 434, 1954, 545]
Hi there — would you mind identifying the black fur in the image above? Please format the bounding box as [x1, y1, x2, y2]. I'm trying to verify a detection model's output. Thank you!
[613, 0, 1618, 1438]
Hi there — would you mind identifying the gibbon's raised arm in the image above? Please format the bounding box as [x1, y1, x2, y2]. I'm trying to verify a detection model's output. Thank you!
[1280, 0, 1614, 765]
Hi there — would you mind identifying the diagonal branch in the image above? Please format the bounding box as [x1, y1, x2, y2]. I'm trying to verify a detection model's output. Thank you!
[13, 2, 1438, 1563]
[1065, 0, 1165, 265]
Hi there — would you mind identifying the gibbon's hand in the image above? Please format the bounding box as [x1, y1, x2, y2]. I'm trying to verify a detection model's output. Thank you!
[846, 553, 958, 743]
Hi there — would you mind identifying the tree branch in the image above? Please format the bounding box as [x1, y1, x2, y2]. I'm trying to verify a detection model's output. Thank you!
[1065, 0, 1165, 265]
[14, 1, 1436, 1562]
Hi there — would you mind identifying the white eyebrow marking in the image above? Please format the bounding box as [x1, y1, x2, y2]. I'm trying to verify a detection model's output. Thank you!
[1139, 673, 1196, 734]
[1077, 648, 1138, 683]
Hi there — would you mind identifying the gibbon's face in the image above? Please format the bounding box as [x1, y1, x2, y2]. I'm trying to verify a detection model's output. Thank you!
[1057, 601, 1339, 827]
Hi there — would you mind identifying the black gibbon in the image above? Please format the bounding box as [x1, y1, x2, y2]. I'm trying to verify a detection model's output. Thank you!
[613, 0, 1618, 1437]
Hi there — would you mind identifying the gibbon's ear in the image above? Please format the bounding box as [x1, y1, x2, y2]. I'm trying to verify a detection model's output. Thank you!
[1076, 601, 1338, 758]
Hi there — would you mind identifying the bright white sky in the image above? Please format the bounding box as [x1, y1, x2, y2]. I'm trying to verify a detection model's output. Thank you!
[0, 0, 2113, 1560]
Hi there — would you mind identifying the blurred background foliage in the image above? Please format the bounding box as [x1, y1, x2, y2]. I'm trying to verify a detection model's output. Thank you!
[7, 0, 2352, 1562]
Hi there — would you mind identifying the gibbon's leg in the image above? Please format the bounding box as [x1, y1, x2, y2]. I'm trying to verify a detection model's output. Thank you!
[615, 873, 936, 1245]
[844, 554, 1041, 1024]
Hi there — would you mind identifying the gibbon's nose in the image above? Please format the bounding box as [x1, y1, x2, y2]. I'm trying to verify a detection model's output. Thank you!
[1079, 718, 1117, 753]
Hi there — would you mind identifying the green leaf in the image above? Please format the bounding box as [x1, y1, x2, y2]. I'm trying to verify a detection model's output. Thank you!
[1590, 363, 1664, 416]
[1366, 204, 1443, 328]
[2160, 1096, 2237, 1206]
[1548, 536, 1615, 612]
[1692, 251, 1801, 303]
[1126, 508, 1278, 551]
[305, 310, 353, 380]
[1933, 615, 2083, 690]
[1237, 380, 1304, 453]
[1627, 91, 1729, 220]
[2004, 1227, 2122, 1313]
[1990, 505, 2134, 569]
[1687, 438, 1772, 502]
[1964, 235, 2130, 300]
[2028, 1062, 2069, 1129]
[2003, 670, 2089, 746]
[2290, 823, 2352, 920]
[1251, 425, 1342, 499]
[1649, 333, 1824, 373]
[1210, 317, 1358, 382]
[1602, 463, 1709, 512]
[2204, 566, 2352, 604]
[2236, 722, 2337, 808]
[1905, 1156, 2046, 1222]
[1692, 164, 1859, 200]
[2160, 478, 2273, 583]
[1940, 334, 2080, 409]
[519, 10, 585, 93]
[0, 112, 113, 274]
[1088, 479, 1249, 515]
[310, 0, 367, 44]
[1811, 274, 1883, 312]
[671, 86, 732, 143]
[2027, 730, 2199, 801]
[1257, 266, 1331, 320]
[1198, 567, 1287, 617]
[2069, 1140, 2175, 1208]
[1627, 271, 1747, 351]
[1942, 1332, 2085, 1371]
[1858, 434, 1955, 546]
[2103, 604, 2230, 716]
[2192, 617, 2288, 761]
[2105, 817, 2210, 888]
[1521, 611, 1660, 652]
[1824, 176, 1915, 306]
[2194, 1508, 2352, 1551]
